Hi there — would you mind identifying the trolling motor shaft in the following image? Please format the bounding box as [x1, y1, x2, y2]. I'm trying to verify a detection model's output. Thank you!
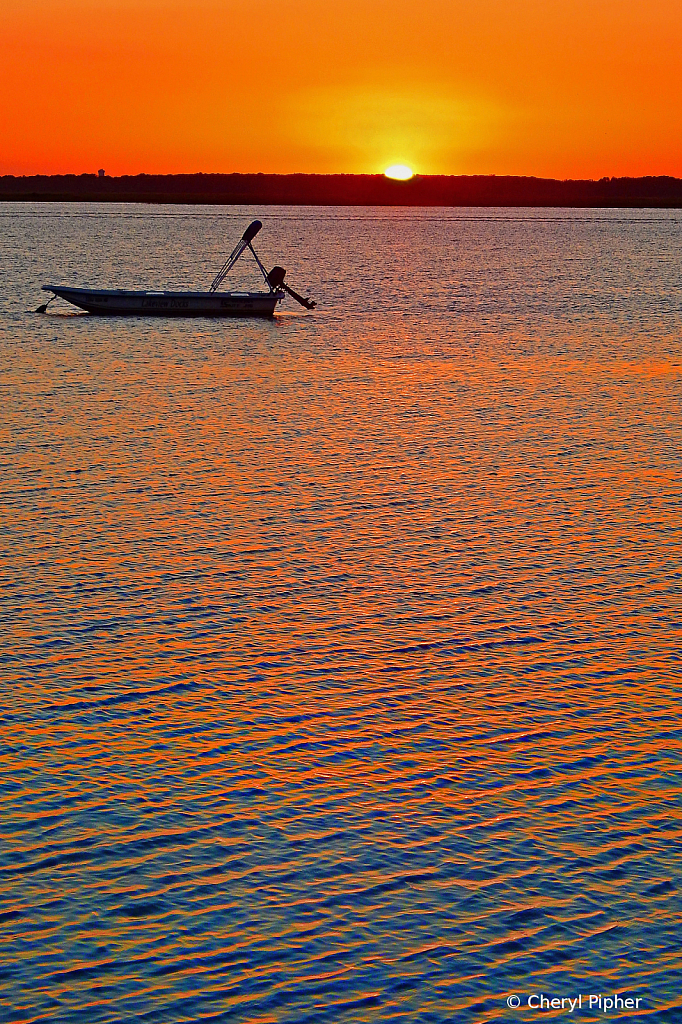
[36, 294, 57, 314]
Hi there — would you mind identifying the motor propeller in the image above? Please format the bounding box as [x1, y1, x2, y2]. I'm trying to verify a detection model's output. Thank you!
[267, 266, 316, 310]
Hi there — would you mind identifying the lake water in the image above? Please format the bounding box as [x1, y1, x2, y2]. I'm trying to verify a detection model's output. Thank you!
[1, 204, 681, 1023]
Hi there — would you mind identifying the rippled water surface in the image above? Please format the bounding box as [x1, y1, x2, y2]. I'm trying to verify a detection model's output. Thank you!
[2, 205, 682, 1023]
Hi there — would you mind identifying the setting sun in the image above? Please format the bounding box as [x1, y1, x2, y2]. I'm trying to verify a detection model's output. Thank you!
[384, 165, 414, 180]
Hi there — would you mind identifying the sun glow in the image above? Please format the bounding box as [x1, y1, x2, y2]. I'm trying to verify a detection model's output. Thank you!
[384, 164, 414, 180]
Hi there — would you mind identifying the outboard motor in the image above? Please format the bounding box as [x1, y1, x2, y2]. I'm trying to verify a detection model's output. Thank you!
[267, 266, 316, 310]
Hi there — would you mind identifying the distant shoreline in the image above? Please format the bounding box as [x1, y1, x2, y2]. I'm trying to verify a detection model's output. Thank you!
[2, 173, 682, 207]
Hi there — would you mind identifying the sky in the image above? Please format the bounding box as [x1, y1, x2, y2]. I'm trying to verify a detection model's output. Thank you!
[2, 0, 681, 177]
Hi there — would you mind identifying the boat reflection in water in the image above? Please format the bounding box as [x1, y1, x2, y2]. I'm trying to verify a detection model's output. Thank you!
[38, 220, 316, 317]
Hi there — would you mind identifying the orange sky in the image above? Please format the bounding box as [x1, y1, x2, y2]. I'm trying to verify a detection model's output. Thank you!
[2, 0, 681, 177]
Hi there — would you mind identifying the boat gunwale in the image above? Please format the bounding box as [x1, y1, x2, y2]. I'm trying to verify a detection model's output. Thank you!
[42, 285, 283, 300]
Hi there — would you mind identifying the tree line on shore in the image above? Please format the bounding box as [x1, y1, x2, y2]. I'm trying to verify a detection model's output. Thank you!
[2, 172, 682, 207]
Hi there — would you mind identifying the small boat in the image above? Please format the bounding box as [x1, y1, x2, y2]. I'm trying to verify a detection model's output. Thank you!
[38, 220, 315, 317]
[39, 286, 284, 318]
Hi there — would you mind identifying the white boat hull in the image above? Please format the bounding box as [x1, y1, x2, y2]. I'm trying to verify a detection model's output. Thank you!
[43, 286, 283, 317]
